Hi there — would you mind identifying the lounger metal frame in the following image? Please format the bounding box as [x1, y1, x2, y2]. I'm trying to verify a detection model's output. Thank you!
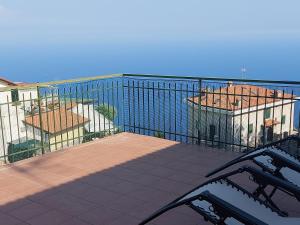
[139, 165, 292, 225]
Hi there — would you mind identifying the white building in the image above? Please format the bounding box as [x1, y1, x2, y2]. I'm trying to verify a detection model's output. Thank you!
[0, 77, 38, 162]
[188, 84, 298, 148]
[72, 103, 116, 134]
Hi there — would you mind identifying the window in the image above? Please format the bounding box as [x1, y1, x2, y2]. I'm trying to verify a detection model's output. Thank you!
[249, 123, 253, 134]
[264, 108, 271, 119]
[11, 89, 19, 102]
[281, 115, 286, 125]
[209, 125, 216, 140]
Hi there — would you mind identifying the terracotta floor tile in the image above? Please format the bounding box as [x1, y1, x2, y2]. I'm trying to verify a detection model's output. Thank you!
[26, 210, 72, 225]
[78, 206, 123, 225]
[8, 202, 49, 220]
[0, 133, 295, 225]
[61, 218, 91, 225]
[0, 211, 23, 225]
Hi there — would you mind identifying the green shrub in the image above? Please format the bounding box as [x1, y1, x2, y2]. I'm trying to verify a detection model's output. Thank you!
[95, 104, 117, 121]
[154, 131, 165, 139]
[7, 140, 43, 163]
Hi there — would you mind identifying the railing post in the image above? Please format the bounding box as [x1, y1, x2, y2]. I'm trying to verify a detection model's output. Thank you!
[197, 79, 202, 145]
[37, 86, 45, 155]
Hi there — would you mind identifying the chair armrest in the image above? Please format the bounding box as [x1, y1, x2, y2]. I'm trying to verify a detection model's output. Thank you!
[243, 166, 300, 199]
[199, 191, 267, 225]
[263, 150, 300, 173]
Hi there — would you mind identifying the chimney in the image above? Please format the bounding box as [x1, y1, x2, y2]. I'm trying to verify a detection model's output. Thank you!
[227, 81, 234, 87]
[234, 99, 241, 107]
[274, 90, 282, 98]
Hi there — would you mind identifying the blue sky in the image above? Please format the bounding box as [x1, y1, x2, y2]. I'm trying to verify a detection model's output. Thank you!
[1, 0, 300, 45]
[1, 1, 300, 82]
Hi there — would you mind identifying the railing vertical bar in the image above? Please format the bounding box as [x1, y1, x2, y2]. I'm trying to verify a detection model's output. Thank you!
[127, 80, 131, 132]
[102, 82, 106, 134]
[271, 88, 276, 143]
[212, 86, 215, 146]
[263, 89, 268, 145]
[232, 87, 236, 149]
[75, 85, 80, 144]
[289, 90, 294, 136]
[218, 86, 222, 147]
[96, 82, 101, 137]
[91, 82, 96, 139]
[50, 89, 57, 150]
[44, 92, 50, 151]
[205, 85, 208, 145]
[86, 84, 91, 137]
[6, 96, 13, 157]
[37, 87, 45, 154]
[198, 80, 202, 145]
[152, 81, 155, 136]
[137, 80, 141, 134]
[163, 82, 166, 138]
[107, 81, 112, 135]
[132, 80, 136, 133]
[14, 97, 21, 149]
[142, 81, 145, 135]
[174, 82, 177, 141]
[158, 82, 161, 136]
[21, 93, 29, 156]
[191, 83, 195, 144]
[116, 80, 120, 131]
[148, 81, 151, 136]
[239, 88, 243, 151]
[80, 84, 85, 141]
[247, 88, 251, 150]
[111, 80, 115, 134]
[180, 82, 183, 142]
[225, 86, 229, 149]
[57, 89, 64, 149]
[121, 78, 125, 132]
[185, 82, 189, 143]
[254, 88, 259, 148]
[168, 82, 171, 139]
[69, 87, 75, 146]
[280, 90, 285, 139]
[0, 102, 6, 163]
[63, 87, 69, 147]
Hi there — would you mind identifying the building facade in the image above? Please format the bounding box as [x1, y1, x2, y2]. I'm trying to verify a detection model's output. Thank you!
[188, 84, 297, 148]
[0, 77, 38, 162]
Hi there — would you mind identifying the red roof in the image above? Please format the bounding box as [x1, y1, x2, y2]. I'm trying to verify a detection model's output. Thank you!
[0, 77, 17, 86]
[189, 84, 295, 111]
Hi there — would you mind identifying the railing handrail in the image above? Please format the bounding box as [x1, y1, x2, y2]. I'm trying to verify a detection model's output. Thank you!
[0, 74, 123, 92]
[123, 73, 300, 85]
[2, 73, 300, 93]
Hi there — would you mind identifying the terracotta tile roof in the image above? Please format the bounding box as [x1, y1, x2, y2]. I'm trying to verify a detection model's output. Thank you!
[265, 119, 280, 127]
[0, 77, 36, 87]
[0, 77, 17, 86]
[188, 84, 295, 111]
[24, 107, 89, 134]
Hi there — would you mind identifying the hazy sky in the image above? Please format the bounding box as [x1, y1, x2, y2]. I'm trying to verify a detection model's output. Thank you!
[1, 0, 300, 45]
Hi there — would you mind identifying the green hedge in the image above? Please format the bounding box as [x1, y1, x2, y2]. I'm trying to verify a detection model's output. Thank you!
[7, 140, 43, 163]
[95, 104, 117, 121]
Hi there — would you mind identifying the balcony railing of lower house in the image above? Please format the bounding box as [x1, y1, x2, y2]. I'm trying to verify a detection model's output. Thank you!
[0, 74, 299, 164]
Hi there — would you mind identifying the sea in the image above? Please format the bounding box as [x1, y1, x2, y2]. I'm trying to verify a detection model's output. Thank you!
[1, 39, 300, 135]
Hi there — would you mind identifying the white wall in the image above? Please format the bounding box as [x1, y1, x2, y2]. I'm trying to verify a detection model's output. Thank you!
[0, 88, 38, 161]
[188, 99, 296, 148]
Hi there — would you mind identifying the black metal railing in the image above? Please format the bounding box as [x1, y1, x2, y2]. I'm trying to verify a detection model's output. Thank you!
[0, 73, 299, 163]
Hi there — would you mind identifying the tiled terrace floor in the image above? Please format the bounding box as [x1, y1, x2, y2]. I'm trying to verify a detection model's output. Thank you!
[0, 133, 299, 225]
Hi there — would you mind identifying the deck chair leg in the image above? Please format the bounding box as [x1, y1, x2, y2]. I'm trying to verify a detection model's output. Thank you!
[269, 187, 277, 198]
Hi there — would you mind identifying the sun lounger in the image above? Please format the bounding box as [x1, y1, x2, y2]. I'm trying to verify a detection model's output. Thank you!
[206, 136, 300, 188]
[139, 166, 300, 225]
